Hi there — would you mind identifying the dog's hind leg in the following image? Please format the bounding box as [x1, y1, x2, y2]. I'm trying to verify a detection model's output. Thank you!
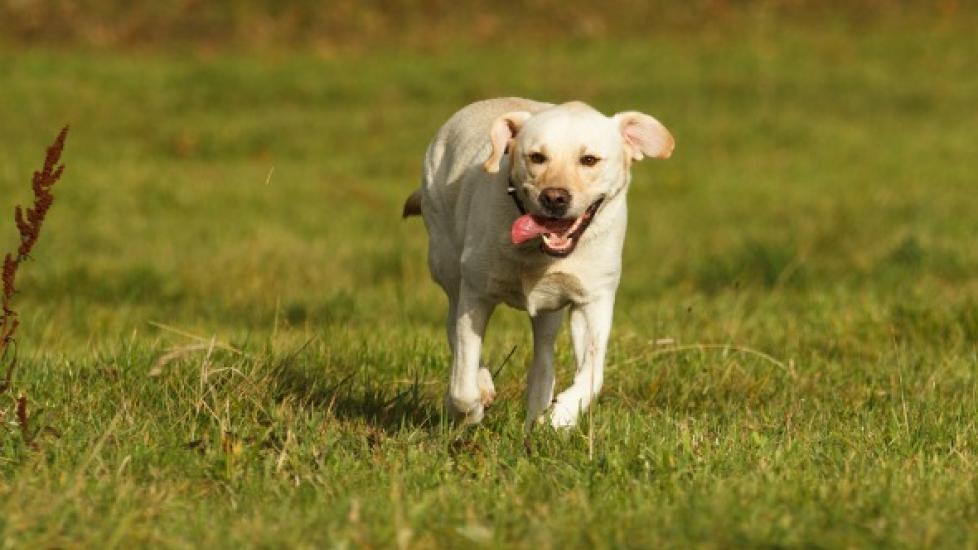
[525, 310, 563, 430]
[446, 292, 495, 409]
[445, 284, 496, 425]
[446, 294, 458, 354]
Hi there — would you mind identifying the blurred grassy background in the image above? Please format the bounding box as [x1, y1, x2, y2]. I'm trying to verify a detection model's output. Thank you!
[1, 1, 978, 547]
[1, 0, 970, 52]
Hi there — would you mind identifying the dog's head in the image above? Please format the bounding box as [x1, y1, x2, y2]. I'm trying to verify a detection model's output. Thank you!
[482, 101, 673, 257]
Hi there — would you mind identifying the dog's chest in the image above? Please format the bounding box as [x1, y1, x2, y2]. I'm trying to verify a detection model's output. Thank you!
[488, 265, 586, 315]
[523, 270, 587, 315]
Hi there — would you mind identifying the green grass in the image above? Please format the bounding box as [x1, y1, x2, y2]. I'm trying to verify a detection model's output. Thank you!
[2, 13, 978, 548]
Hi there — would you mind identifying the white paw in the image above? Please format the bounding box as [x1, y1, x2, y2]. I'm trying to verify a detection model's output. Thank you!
[445, 393, 485, 425]
[477, 367, 496, 407]
[548, 400, 581, 429]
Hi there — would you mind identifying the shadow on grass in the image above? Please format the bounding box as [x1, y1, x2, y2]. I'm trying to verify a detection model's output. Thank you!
[268, 358, 443, 434]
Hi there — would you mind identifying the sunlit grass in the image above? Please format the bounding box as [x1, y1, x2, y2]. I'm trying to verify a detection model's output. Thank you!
[1, 14, 977, 547]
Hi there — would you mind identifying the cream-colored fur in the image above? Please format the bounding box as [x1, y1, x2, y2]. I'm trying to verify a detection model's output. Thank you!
[407, 97, 673, 429]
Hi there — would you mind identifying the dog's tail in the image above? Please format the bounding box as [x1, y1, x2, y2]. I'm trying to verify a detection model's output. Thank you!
[402, 189, 422, 218]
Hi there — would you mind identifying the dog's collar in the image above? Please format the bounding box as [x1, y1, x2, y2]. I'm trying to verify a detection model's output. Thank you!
[507, 177, 527, 215]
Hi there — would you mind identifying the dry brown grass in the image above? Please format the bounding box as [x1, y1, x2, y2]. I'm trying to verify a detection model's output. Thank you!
[0, 126, 68, 402]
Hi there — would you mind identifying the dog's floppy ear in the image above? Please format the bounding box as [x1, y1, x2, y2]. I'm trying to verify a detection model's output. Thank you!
[613, 111, 675, 161]
[483, 111, 532, 173]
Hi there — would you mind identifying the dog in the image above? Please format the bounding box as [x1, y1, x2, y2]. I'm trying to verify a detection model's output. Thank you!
[403, 97, 674, 429]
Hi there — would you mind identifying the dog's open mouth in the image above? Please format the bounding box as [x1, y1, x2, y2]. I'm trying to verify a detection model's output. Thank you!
[510, 199, 604, 257]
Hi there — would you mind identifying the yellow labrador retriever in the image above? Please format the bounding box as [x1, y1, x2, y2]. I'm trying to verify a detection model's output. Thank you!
[403, 98, 673, 429]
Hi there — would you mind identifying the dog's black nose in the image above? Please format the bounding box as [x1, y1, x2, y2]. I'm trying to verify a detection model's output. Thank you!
[539, 188, 571, 216]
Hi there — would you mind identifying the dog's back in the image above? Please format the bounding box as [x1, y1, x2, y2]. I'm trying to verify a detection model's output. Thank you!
[402, 97, 550, 225]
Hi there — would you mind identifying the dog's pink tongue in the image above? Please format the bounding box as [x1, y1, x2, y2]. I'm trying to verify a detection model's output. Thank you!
[511, 215, 574, 245]
[511, 215, 548, 244]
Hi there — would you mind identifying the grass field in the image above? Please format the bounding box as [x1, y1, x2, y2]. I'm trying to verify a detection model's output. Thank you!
[2, 10, 978, 548]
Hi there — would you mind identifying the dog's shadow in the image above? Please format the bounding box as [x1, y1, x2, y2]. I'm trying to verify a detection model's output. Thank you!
[268, 360, 443, 434]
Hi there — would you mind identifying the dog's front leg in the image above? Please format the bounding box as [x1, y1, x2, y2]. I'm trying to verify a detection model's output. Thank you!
[445, 284, 496, 425]
[549, 295, 615, 428]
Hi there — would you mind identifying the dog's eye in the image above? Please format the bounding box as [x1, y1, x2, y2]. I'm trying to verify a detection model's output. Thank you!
[580, 155, 600, 167]
[528, 152, 547, 164]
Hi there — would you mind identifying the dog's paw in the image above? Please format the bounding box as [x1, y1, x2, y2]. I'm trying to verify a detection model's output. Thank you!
[548, 400, 581, 429]
[477, 367, 496, 407]
[445, 393, 485, 425]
